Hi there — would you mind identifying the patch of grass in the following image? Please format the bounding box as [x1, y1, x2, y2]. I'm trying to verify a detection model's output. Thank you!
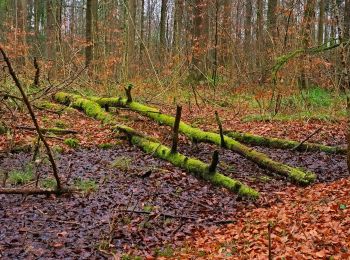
[8, 164, 34, 185]
[143, 205, 153, 212]
[74, 179, 98, 193]
[242, 111, 342, 123]
[64, 138, 79, 148]
[98, 143, 115, 149]
[155, 245, 175, 257]
[53, 145, 64, 154]
[191, 117, 207, 127]
[40, 178, 57, 189]
[0, 122, 7, 135]
[219, 161, 235, 173]
[111, 156, 133, 172]
[54, 120, 67, 129]
[259, 175, 271, 183]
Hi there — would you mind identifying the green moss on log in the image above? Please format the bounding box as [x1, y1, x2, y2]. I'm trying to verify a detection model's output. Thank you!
[82, 93, 316, 185]
[225, 131, 346, 154]
[124, 130, 259, 198]
[54, 93, 115, 124]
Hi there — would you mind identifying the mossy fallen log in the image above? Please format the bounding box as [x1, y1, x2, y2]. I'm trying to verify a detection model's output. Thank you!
[224, 131, 346, 154]
[54, 92, 115, 124]
[115, 125, 259, 198]
[54, 92, 317, 185]
[53, 93, 258, 198]
[17, 126, 78, 135]
[0, 187, 77, 195]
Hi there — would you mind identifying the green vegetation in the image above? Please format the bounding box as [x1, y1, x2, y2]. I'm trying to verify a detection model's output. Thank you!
[98, 143, 116, 149]
[111, 156, 133, 172]
[248, 87, 346, 122]
[0, 122, 7, 135]
[8, 164, 34, 185]
[225, 130, 346, 154]
[40, 178, 57, 189]
[121, 255, 142, 260]
[54, 120, 67, 129]
[143, 205, 153, 212]
[64, 138, 79, 148]
[155, 245, 175, 257]
[74, 179, 98, 193]
[53, 145, 64, 154]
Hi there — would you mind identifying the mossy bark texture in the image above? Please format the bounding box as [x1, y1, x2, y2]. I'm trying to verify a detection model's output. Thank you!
[55, 92, 316, 185]
[116, 125, 259, 198]
[224, 131, 346, 154]
[54, 93, 259, 198]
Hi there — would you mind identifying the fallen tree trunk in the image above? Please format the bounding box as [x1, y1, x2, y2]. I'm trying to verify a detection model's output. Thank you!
[224, 131, 346, 154]
[0, 187, 77, 195]
[17, 126, 78, 135]
[54, 93, 316, 185]
[53, 94, 259, 198]
[116, 125, 259, 198]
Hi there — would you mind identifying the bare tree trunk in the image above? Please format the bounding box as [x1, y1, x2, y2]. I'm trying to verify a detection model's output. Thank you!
[127, 0, 136, 79]
[85, 0, 98, 67]
[86, 0, 93, 66]
[47, 0, 55, 60]
[244, 0, 252, 70]
[318, 0, 325, 44]
[172, 0, 183, 53]
[190, 0, 208, 81]
[267, 0, 278, 40]
[159, 0, 167, 48]
[300, 0, 316, 89]
[332, 0, 350, 173]
[140, 0, 145, 58]
[345, 0, 350, 41]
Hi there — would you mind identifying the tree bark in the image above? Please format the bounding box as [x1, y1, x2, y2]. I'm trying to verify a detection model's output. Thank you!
[190, 0, 208, 81]
[159, 0, 167, 48]
[318, 0, 325, 45]
[224, 131, 346, 154]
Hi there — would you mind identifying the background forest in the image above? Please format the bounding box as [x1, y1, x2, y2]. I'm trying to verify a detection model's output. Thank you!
[1, 0, 350, 259]
[0, 0, 349, 96]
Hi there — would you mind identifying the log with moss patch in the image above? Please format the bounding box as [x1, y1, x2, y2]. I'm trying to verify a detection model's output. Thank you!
[115, 125, 259, 198]
[55, 92, 317, 185]
[224, 131, 346, 154]
[53, 93, 258, 198]
[17, 126, 78, 135]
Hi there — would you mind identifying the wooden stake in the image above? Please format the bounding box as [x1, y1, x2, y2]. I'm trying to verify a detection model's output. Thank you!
[215, 111, 226, 148]
[209, 150, 219, 173]
[124, 83, 133, 103]
[33, 57, 40, 87]
[171, 105, 182, 153]
[268, 223, 272, 260]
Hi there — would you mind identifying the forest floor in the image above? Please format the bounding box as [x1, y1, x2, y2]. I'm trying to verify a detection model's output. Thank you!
[0, 96, 349, 259]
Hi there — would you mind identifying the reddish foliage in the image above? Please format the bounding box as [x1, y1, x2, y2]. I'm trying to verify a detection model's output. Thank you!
[175, 178, 350, 259]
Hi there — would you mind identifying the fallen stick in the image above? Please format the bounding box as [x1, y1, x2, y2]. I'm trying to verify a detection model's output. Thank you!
[224, 130, 345, 154]
[0, 187, 77, 195]
[17, 125, 78, 135]
[292, 127, 322, 151]
[54, 93, 316, 185]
